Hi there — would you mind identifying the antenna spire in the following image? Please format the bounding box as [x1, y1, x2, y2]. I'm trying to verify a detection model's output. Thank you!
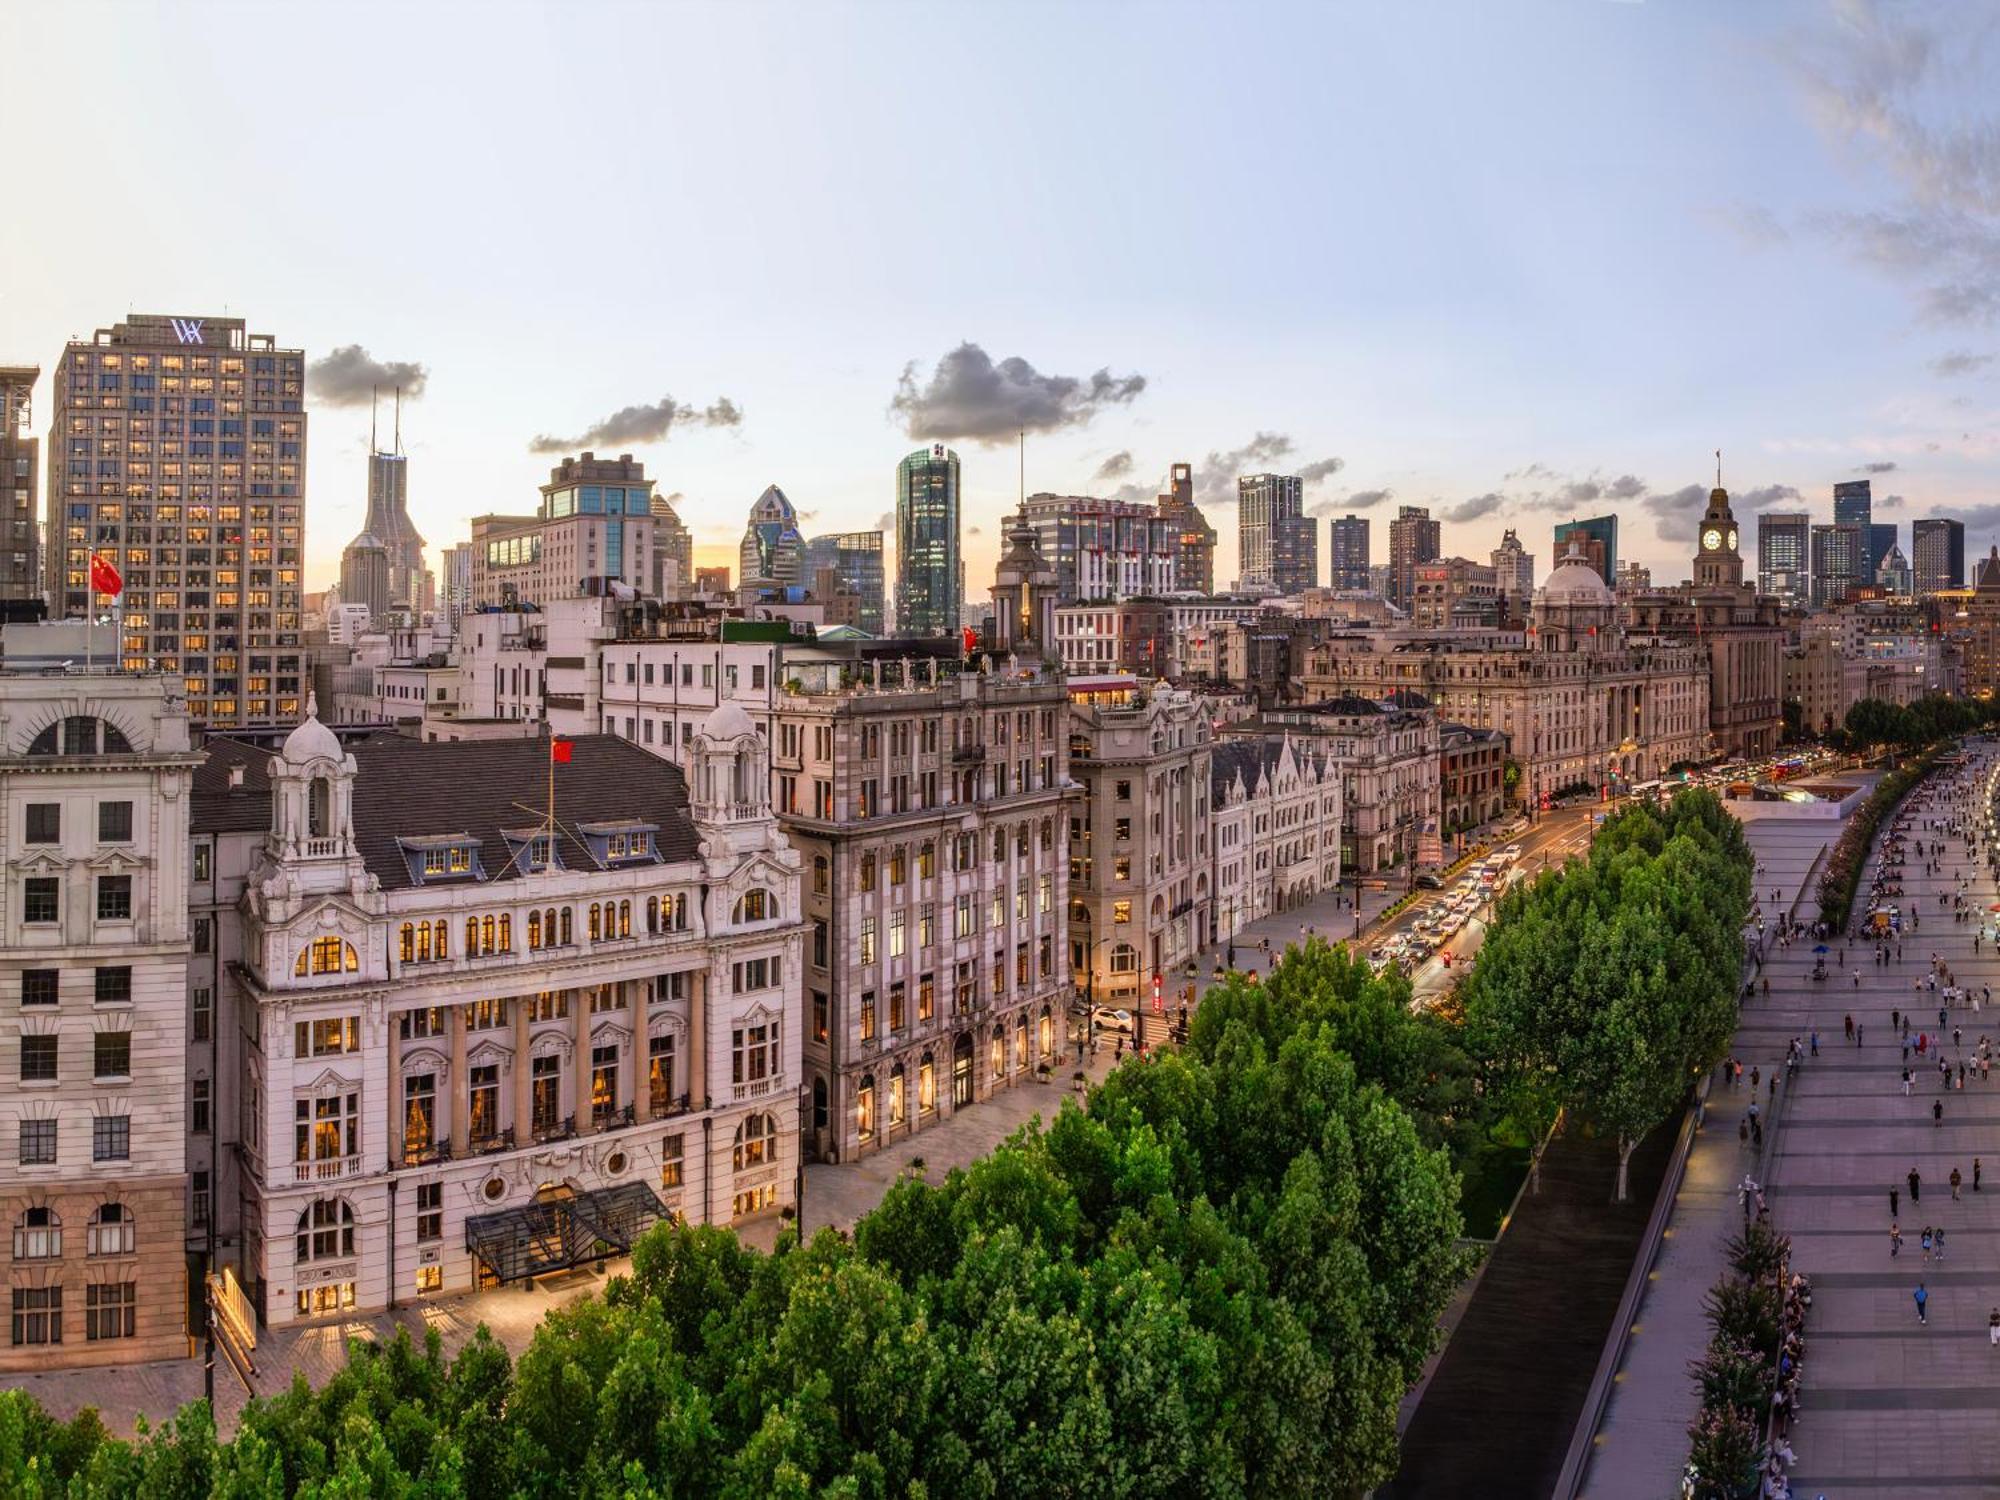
[1715, 448, 1722, 489]
[370, 387, 378, 454]
[1018, 428, 1025, 514]
[394, 386, 403, 455]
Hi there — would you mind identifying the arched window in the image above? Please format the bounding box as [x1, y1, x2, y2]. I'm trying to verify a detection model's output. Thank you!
[12, 1206, 60, 1260]
[560, 908, 573, 945]
[464, 917, 479, 957]
[1014, 1016, 1028, 1071]
[646, 897, 659, 934]
[1038, 1007, 1054, 1061]
[303, 937, 355, 976]
[733, 889, 776, 923]
[1110, 943, 1138, 974]
[734, 1111, 778, 1169]
[308, 778, 330, 838]
[399, 923, 415, 963]
[588, 904, 602, 941]
[618, 900, 631, 938]
[432, 920, 448, 959]
[295, 1198, 355, 1264]
[480, 915, 495, 954]
[528, 910, 542, 949]
[918, 1053, 937, 1114]
[671, 894, 687, 930]
[499, 913, 513, 952]
[87, 1203, 133, 1257]
[856, 1077, 876, 1141]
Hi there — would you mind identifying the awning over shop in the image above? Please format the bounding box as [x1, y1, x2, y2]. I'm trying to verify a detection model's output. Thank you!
[465, 1180, 668, 1283]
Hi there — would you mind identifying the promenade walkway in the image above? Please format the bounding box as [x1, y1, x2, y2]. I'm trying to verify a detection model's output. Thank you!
[1577, 802, 1843, 1497]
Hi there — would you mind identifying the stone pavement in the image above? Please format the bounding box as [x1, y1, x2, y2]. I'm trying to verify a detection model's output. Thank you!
[1577, 803, 1844, 1498]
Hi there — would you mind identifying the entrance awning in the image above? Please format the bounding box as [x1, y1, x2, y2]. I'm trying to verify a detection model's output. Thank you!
[465, 1180, 668, 1283]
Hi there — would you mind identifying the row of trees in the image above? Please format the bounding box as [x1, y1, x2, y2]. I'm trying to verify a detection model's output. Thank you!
[1839, 694, 2000, 753]
[1463, 789, 1754, 1201]
[0, 950, 1471, 1499]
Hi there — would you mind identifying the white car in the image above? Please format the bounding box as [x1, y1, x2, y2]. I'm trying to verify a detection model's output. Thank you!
[1091, 1007, 1134, 1035]
[1502, 844, 1523, 861]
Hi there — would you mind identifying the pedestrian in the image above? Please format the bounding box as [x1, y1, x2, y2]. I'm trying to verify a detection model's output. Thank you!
[1953, 1166, 1963, 1200]
[1917, 1282, 1930, 1324]
[1751, 1065, 1760, 1090]
[1891, 1222, 1903, 1257]
[1989, 1307, 1998, 1347]
[1936, 1098, 1945, 1126]
[1895, 1007, 1903, 1031]
[1892, 1184, 1901, 1217]
[1911, 1165, 1923, 1202]
[1977, 1158, 1984, 1192]
[1811, 1029, 1820, 1056]
[1904, 1067, 1914, 1096]
[1846, 1013, 1855, 1041]
[1937, 1226, 1949, 1260]
[1923, 1225, 1935, 1260]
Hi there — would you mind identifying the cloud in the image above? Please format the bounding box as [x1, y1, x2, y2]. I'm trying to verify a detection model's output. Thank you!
[1441, 492, 1505, 525]
[529, 395, 743, 454]
[1931, 349, 1996, 377]
[1297, 456, 1346, 484]
[1509, 470, 1647, 514]
[874, 511, 896, 533]
[1186, 431, 1345, 510]
[1505, 461, 1558, 483]
[890, 342, 1145, 443]
[1343, 488, 1393, 510]
[1880, 492, 1907, 509]
[307, 345, 429, 406]
[1641, 483, 1710, 544]
[1735, 483, 1803, 511]
[1093, 450, 1135, 482]
[1856, 460, 1899, 473]
[967, 525, 983, 538]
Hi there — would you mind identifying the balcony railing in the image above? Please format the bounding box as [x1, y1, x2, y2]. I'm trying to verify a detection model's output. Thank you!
[592, 1102, 636, 1133]
[732, 1074, 782, 1102]
[294, 1154, 361, 1183]
[471, 1127, 515, 1156]
[532, 1113, 575, 1145]
[401, 1138, 450, 1168]
[302, 836, 342, 857]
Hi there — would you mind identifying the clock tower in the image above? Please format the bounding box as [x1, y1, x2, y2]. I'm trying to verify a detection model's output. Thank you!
[1693, 481, 1743, 590]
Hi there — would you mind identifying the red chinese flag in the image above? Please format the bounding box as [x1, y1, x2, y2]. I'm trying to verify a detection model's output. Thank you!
[961, 625, 978, 657]
[550, 738, 573, 765]
[89, 553, 123, 597]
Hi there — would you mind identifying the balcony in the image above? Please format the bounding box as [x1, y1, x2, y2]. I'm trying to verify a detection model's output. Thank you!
[952, 744, 987, 764]
[471, 1127, 515, 1156]
[294, 1154, 362, 1183]
[532, 1114, 576, 1145]
[732, 1074, 783, 1102]
[592, 1102, 636, 1133]
[302, 836, 342, 858]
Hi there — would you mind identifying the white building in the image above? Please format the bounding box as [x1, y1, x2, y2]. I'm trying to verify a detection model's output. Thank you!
[1208, 736, 1343, 941]
[0, 670, 196, 1367]
[206, 699, 802, 1326]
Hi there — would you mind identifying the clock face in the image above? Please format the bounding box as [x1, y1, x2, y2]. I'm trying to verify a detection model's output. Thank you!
[1726, 528, 1738, 551]
[1702, 527, 1722, 551]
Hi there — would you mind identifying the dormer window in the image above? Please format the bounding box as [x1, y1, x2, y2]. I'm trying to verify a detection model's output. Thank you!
[501, 829, 560, 874]
[399, 836, 483, 886]
[422, 846, 471, 877]
[579, 821, 660, 868]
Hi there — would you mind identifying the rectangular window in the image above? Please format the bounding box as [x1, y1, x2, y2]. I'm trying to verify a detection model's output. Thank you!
[469, 1064, 501, 1142]
[414, 1265, 443, 1294]
[193, 843, 212, 881]
[20, 1035, 56, 1082]
[21, 970, 57, 1007]
[92, 1116, 130, 1162]
[84, 1283, 135, 1342]
[18, 1120, 55, 1165]
[24, 804, 59, 844]
[98, 802, 133, 843]
[858, 916, 876, 965]
[11, 1287, 61, 1346]
[96, 876, 132, 921]
[94, 967, 131, 1004]
[590, 1046, 619, 1126]
[649, 1033, 677, 1115]
[294, 1017, 360, 1057]
[191, 986, 212, 1041]
[889, 981, 906, 1032]
[191, 1077, 210, 1133]
[416, 1182, 442, 1241]
[532, 1054, 562, 1134]
[731, 956, 781, 993]
[94, 1032, 131, 1079]
[661, 1133, 685, 1190]
[812, 990, 829, 1042]
[23, 878, 58, 924]
[860, 990, 877, 1041]
[192, 1170, 210, 1230]
[889, 912, 905, 958]
[731, 1019, 781, 1085]
[812, 918, 829, 968]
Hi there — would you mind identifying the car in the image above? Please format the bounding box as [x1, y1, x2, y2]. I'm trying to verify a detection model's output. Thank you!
[1415, 872, 1444, 889]
[1503, 843, 1523, 860]
[1091, 1007, 1134, 1036]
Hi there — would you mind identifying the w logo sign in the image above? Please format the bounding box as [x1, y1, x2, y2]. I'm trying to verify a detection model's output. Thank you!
[169, 318, 205, 345]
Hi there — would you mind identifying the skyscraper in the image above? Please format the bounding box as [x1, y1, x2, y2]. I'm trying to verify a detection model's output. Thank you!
[739, 485, 807, 590]
[1330, 515, 1371, 591]
[1553, 515, 1617, 586]
[650, 492, 694, 599]
[1912, 518, 1966, 595]
[1237, 473, 1314, 593]
[1869, 523, 1897, 590]
[896, 445, 961, 636]
[1833, 480, 1874, 577]
[441, 542, 474, 636]
[1757, 512, 1810, 603]
[804, 531, 887, 632]
[1155, 462, 1215, 594]
[1387, 505, 1441, 609]
[1810, 522, 1863, 607]
[1489, 528, 1533, 606]
[0, 365, 37, 600]
[1021, 494, 1173, 601]
[46, 314, 307, 726]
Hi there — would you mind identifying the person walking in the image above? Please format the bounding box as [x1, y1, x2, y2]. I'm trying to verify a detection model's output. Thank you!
[1977, 1157, 1984, 1192]
[1953, 1166, 1963, 1200]
[1892, 1184, 1901, 1218]
[1892, 1222, 1904, 1257]
[1917, 1282, 1930, 1324]
[1923, 1225, 1935, 1261]
[1911, 1165, 1923, 1203]
[1937, 1226, 1949, 1261]
[1936, 1097, 1946, 1127]
[1988, 1307, 1998, 1347]
[1846, 1013, 1855, 1041]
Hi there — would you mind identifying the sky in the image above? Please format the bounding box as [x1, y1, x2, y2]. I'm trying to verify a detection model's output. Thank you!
[5, 0, 2000, 597]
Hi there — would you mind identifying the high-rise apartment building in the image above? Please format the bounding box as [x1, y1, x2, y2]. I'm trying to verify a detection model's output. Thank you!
[1758, 512, 1810, 603]
[896, 446, 961, 637]
[0, 365, 37, 600]
[1156, 463, 1215, 594]
[804, 532, 887, 633]
[470, 452, 658, 608]
[1811, 522, 1863, 607]
[1021, 494, 1173, 602]
[1237, 474, 1315, 593]
[0, 668, 197, 1367]
[1832, 479, 1882, 582]
[1912, 518, 1966, 596]
[1489, 528, 1533, 606]
[1330, 515, 1371, 591]
[1387, 506, 1441, 610]
[47, 314, 307, 726]
[739, 485, 806, 591]
[441, 543, 474, 635]
[1552, 515, 1617, 587]
[1870, 523, 1897, 591]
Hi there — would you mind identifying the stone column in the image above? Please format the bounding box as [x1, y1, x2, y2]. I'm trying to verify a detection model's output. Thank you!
[632, 976, 652, 1124]
[448, 1005, 469, 1156]
[386, 1015, 403, 1167]
[690, 969, 709, 1110]
[574, 987, 593, 1131]
[512, 999, 531, 1141]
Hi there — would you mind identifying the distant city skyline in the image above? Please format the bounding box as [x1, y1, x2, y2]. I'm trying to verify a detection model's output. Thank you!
[5, 1, 1999, 597]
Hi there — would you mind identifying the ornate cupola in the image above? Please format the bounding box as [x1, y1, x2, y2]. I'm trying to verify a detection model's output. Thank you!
[689, 702, 773, 851]
[1693, 453, 1744, 590]
[250, 691, 375, 916]
[991, 503, 1059, 656]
